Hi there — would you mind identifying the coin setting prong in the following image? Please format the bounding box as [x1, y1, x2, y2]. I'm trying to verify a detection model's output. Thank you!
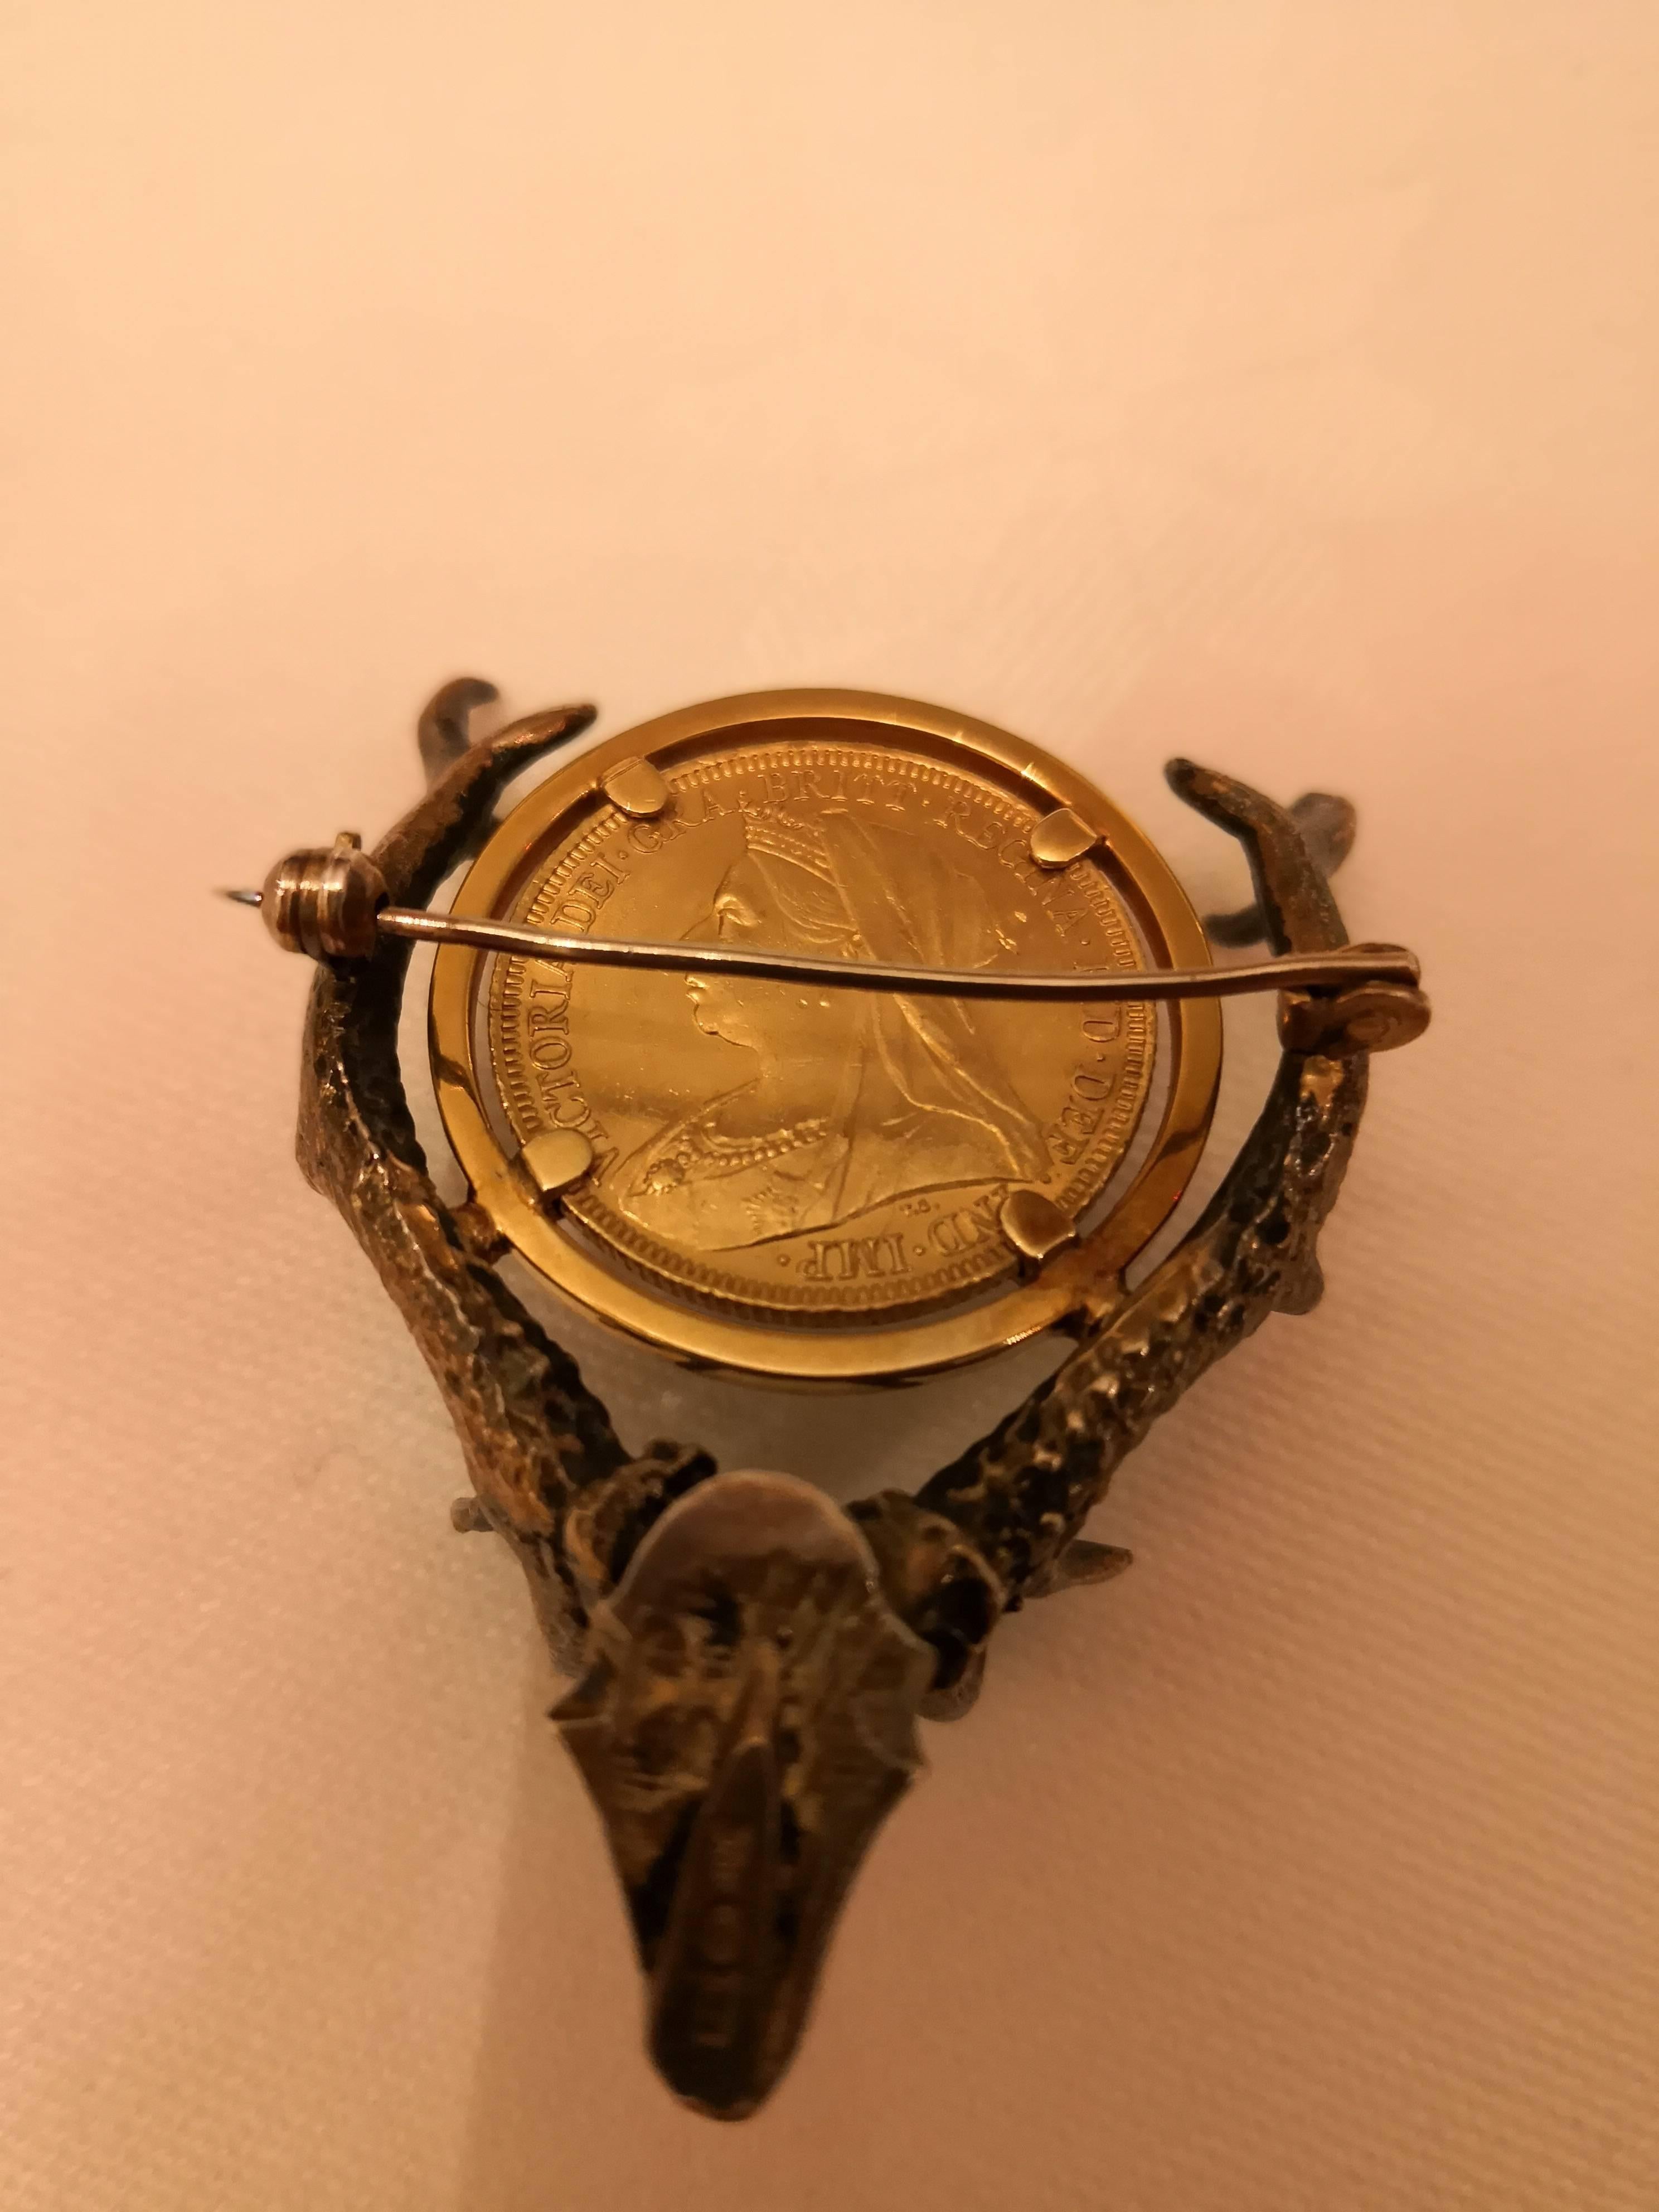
[998, 1189, 1079, 1275]
[514, 1128, 596, 1211]
[1028, 807, 1100, 870]
[600, 756, 671, 819]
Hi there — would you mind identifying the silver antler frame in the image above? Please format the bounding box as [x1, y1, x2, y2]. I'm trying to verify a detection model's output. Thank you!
[276, 679, 1428, 2117]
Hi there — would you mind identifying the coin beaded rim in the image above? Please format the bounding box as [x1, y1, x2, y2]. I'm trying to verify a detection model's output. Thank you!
[429, 688, 1222, 1385]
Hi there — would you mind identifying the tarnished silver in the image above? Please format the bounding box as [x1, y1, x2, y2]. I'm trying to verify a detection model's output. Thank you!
[228, 677, 1433, 2121]
[554, 1470, 933, 2119]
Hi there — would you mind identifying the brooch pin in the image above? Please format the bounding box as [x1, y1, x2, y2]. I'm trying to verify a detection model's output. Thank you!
[228, 681, 1428, 2118]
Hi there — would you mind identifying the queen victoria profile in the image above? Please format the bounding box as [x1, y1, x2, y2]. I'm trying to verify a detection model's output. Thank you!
[616, 808, 1050, 1251]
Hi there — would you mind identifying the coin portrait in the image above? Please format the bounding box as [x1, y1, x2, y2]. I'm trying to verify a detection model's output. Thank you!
[618, 804, 1051, 1244]
[488, 736, 1155, 1322]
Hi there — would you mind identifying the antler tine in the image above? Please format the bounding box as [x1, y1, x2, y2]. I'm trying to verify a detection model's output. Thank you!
[417, 675, 500, 787]
[1166, 758, 1347, 955]
[1205, 789, 1356, 947]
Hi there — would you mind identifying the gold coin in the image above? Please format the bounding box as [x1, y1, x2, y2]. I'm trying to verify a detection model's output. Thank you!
[486, 737, 1154, 1323]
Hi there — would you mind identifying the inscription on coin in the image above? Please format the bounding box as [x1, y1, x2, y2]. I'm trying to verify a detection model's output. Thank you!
[489, 740, 1153, 1321]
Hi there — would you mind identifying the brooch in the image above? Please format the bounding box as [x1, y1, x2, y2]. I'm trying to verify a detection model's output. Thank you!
[229, 680, 1428, 2118]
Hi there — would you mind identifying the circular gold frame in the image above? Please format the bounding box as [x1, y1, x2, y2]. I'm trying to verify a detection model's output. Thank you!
[429, 689, 1221, 1384]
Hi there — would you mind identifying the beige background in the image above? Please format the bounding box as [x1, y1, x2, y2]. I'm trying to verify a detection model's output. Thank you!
[4, 3, 1657, 2207]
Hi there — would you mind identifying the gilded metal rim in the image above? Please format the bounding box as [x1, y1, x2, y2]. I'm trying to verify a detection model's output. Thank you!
[429, 688, 1221, 1384]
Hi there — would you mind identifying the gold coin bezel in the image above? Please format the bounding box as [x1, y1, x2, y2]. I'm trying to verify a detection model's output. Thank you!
[429, 688, 1221, 1384]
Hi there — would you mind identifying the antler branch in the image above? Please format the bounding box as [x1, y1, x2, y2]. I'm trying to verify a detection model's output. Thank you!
[852, 761, 1424, 1704]
[297, 684, 714, 1664]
